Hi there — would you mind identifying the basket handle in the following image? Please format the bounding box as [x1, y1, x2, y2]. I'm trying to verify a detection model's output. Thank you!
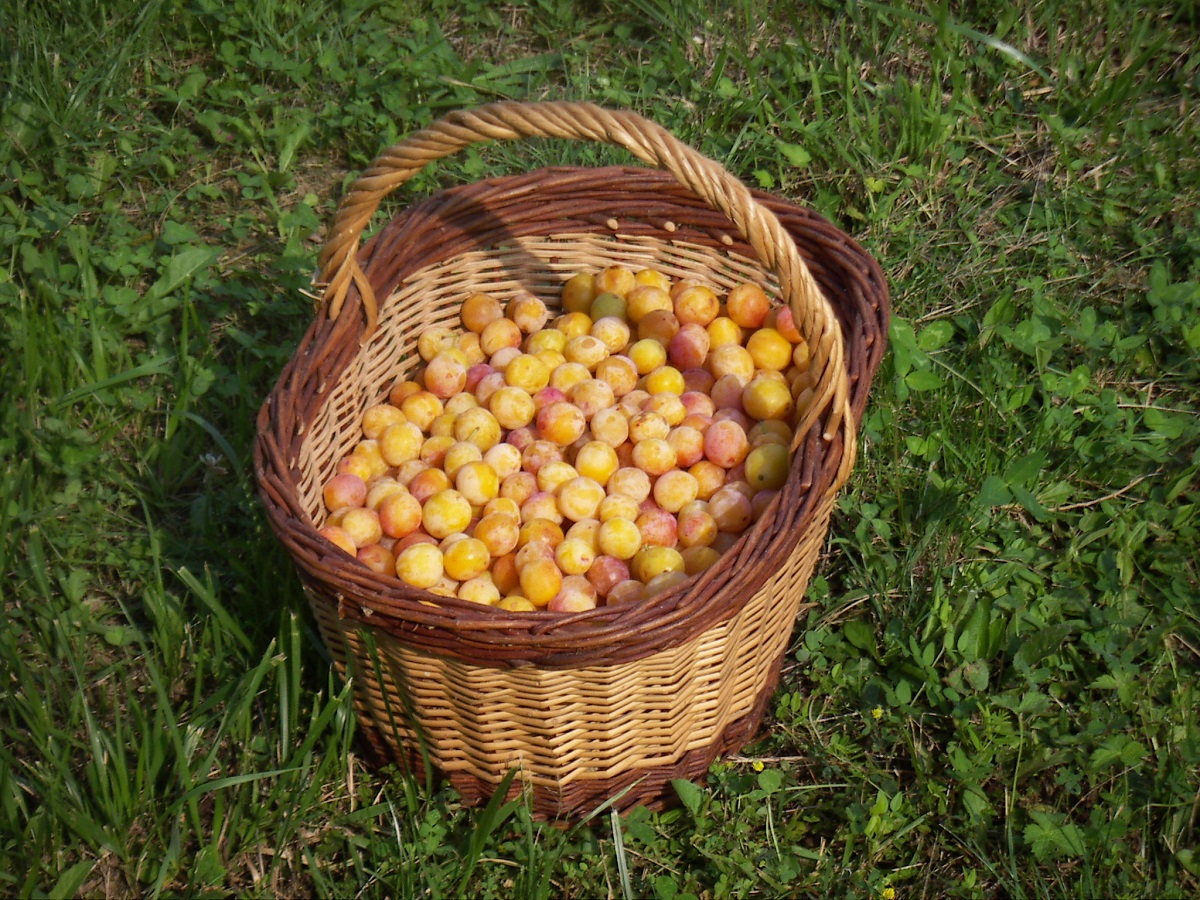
[315, 100, 853, 451]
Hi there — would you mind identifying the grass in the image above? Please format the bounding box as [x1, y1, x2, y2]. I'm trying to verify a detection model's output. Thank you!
[2, 0, 1198, 896]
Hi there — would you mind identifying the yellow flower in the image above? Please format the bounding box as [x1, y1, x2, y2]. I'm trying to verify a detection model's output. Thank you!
[751, 760, 765, 772]
[881, 888, 896, 900]
[871, 706, 884, 720]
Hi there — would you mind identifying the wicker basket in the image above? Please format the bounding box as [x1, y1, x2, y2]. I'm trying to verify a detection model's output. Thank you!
[254, 101, 888, 820]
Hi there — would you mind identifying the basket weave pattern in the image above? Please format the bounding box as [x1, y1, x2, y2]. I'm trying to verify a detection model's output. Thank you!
[255, 102, 888, 818]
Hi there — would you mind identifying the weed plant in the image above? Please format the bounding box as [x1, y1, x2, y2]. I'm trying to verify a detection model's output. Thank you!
[1, 0, 1197, 896]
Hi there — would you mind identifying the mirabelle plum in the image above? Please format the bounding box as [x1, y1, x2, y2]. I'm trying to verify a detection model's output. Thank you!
[561, 272, 596, 313]
[597, 493, 640, 523]
[352, 440, 389, 478]
[595, 355, 639, 397]
[681, 367, 716, 395]
[488, 386, 536, 430]
[666, 425, 706, 468]
[557, 476, 607, 522]
[672, 284, 720, 326]
[338, 508, 379, 549]
[549, 361, 591, 393]
[318, 525, 357, 556]
[706, 316, 743, 351]
[507, 292, 550, 333]
[424, 351, 468, 398]
[689, 460, 726, 500]
[631, 437, 677, 476]
[677, 504, 718, 548]
[459, 575, 501, 606]
[565, 517, 601, 550]
[453, 407, 502, 451]
[631, 546, 685, 584]
[752, 489, 779, 519]
[519, 558, 563, 608]
[769, 304, 804, 343]
[394, 543, 444, 590]
[490, 553, 521, 595]
[421, 489, 473, 539]
[569, 378, 616, 419]
[607, 466, 652, 503]
[606, 579, 649, 605]
[399, 390, 443, 431]
[652, 469, 699, 513]
[741, 376, 793, 421]
[443, 537, 490, 582]
[597, 517, 642, 560]
[518, 519, 564, 553]
[461, 292, 504, 334]
[419, 434, 454, 469]
[636, 506, 678, 548]
[548, 575, 598, 612]
[704, 419, 750, 470]
[590, 292, 627, 322]
[498, 595, 537, 612]
[536, 460, 578, 494]
[625, 284, 673, 323]
[726, 283, 771, 328]
[441, 441, 482, 481]
[594, 265, 636, 297]
[357, 542, 396, 575]
[588, 406, 630, 448]
[564, 334, 609, 370]
[365, 478, 405, 512]
[362, 403, 406, 440]
[555, 537, 596, 576]
[554, 311, 593, 340]
[746, 327, 793, 371]
[590, 315, 631, 353]
[521, 491, 564, 525]
[643, 364, 686, 395]
[667, 323, 710, 371]
[520, 440, 562, 476]
[455, 459, 501, 506]
[637, 309, 680, 347]
[418, 327, 457, 362]
[335, 454, 374, 483]
[536, 401, 586, 446]
[323, 473, 367, 512]
[708, 344, 756, 384]
[646, 569, 689, 596]
[379, 490, 423, 539]
[573, 441, 619, 485]
[628, 339, 667, 375]
[709, 486, 754, 533]
[644, 392, 686, 426]
[586, 555, 630, 598]
[407, 467, 452, 503]
[503, 354, 550, 392]
[483, 443, 523, 480]
[744, 442, 791, 492]
[634, 268, 671, 291]
[388, 378, 422, 407]
[628, 411, 670, 444]
[681, 545, 721, 575]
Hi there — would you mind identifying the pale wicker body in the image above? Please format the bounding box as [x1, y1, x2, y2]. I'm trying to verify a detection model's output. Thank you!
[254, 102, 889, 819]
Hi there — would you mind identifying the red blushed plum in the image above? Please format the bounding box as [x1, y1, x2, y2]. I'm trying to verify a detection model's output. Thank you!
[536, 401, 586, 446]
[521, 439, 564, 475]
[586, 555, 630, 598]
[680, 390, 716, 418]
[709, 486, 754, 533]
[531, 385, 567, 411]
[667, 425, 705, 468]
[667, 323, 711, 371]
[676, 506, 718, 548]
[703, 418, 750, 469]
[709, 373, 747, 411]
[357, 542, 396, 575]
[636, 506, 678, 548]
[323, 473, 368, 512]
[547, 575, 599, 612]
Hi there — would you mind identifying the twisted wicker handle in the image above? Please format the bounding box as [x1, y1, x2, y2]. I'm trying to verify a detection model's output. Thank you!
[315, 100, 852, 450]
